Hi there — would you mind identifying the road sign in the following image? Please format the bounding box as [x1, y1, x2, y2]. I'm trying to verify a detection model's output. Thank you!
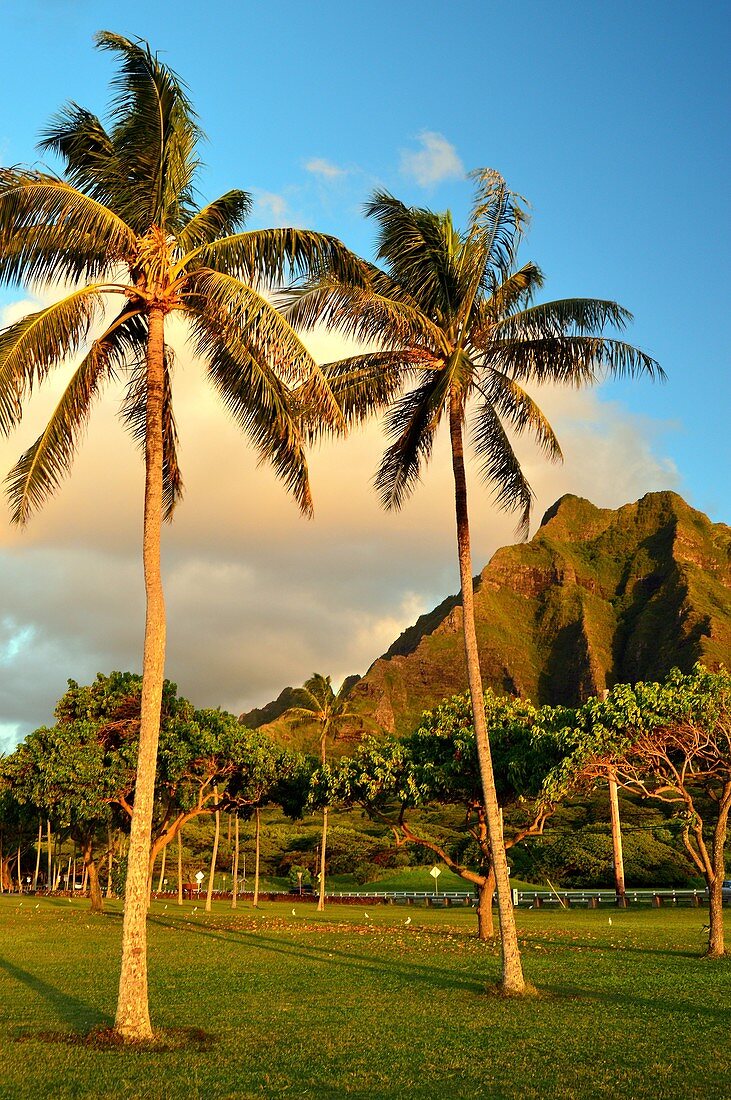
[195, 871, 204, 883]
[429, 867, 441, 879]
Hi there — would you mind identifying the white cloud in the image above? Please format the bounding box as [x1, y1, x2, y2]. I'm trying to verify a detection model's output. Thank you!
[253, 190, 289, 225]
[305, 158, 347, 180]
[400, 131, 464, 186]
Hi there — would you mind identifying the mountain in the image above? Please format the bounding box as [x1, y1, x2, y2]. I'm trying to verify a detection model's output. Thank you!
[245, 491, 731, 741]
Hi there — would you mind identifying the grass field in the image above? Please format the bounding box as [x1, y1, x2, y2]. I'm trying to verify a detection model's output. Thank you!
[1, 895, 729, 1099]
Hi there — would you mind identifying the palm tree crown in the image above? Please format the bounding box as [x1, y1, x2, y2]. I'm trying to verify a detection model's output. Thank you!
[287, 168, 663, 533]
[0, 31, 350, 521]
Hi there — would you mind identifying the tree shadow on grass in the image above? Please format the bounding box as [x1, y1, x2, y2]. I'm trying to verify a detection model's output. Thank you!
[0, 955, 112, 1033]
[147, 915, 488, 995]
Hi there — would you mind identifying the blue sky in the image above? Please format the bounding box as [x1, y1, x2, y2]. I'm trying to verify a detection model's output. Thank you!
[0, 1, 728, 740]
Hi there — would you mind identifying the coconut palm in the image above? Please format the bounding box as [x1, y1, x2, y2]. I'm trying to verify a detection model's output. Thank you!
[0, 32, 350, 1040]
[285, 170, 663, 993]
[284, 673, 358, 910]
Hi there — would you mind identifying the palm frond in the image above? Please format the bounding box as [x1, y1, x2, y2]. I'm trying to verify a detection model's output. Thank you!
[94, 31, 201, 232]
[466, 168, 528, 283]
[305, 350, 424, 434]
[493, 298, 635, 340]
[469, 400, 534, 537]
[284, 276, 449, 354]
[4, 306, 145, 524]
[375, 369, 452, 510]
[484, 335, 664, 385]
[120, 345, 184, 520]
[38, 103, 121, 208]
[0, 171, 135, 285]
[477, 368, 562, 462]
[0, 286, 105, 434]
[189, 313, 313, 515]
[470, 263, 544, 335]
[365, 193, 459, 321]
[177, 190, 252, 252]
[189, 229, 361, 287]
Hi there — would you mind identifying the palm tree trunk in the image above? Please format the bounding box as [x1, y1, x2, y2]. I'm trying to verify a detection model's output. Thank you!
[47, 821, 52, 893]
[231, 815, 239, 910]
[33, 819, 42, 891]
[17, 846, 22, 893]
[206, 787, 221, 913]
[253, 808, 261, 907]
[317, 808, 328, 912]
[448, 395, 525, 995]
[114, 305, 167, 1042]
[177, 827, 184, 906]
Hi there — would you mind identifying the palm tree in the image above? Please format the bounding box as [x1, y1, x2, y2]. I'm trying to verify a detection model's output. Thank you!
[0, 32, 350, 1040]
[284, 674, 358, 910]
[286, 170, 663, 993]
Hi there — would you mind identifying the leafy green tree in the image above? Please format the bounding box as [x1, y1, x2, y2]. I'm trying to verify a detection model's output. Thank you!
[282, 674, 360, 910]
[287, 170, 661, 992]
[0, 33, 350, 1040]
[329, 690, 568, 938]
[548, 664, 731, 957]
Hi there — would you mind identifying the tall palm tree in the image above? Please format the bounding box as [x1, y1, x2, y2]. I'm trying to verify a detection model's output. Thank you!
[0, 32, 350, 1040]
[286, 170, 663, 993]
[284, 673, 358, 910]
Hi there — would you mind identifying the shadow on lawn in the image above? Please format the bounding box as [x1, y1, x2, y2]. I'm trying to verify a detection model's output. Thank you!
[147, 915, 487, 995]
[0, 956, 111, 1032]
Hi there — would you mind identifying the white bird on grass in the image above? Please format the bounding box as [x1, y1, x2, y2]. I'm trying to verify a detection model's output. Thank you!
[404, 917, 412, 926]
[364, 912, 370, 919]
[291, 909, 296, 916]
[608, 916, 613, 925]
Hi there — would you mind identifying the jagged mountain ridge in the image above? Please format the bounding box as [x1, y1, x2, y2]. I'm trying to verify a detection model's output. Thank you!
[244, 491, 731, 742]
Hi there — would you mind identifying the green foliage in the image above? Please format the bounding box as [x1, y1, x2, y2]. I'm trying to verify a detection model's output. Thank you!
[287, 865, 312, 890]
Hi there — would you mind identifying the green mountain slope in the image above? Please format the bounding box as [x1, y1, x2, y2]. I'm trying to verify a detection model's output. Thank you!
[245, 491, 731, 742]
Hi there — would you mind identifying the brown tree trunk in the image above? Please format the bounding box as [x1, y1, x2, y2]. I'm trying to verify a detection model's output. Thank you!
[82, 838, 104, 915]
[114, 305, 167, 1042]
[156, 843, 167, 895]
[706, 795, 730, 958]
[47, 821, 53, 893]
[449, 395, 525, 995]
[177, 827, 184, 906]
[317, 808, 328, 912]
[253, 808, 261, 908]
[205, 787, 221, 913]
[231, 815, 239, 910]
[33, 820, 42, 890]
[608, 772, 626, 903]
[17, 846, 22, 892]
[477, 867, 496, 941]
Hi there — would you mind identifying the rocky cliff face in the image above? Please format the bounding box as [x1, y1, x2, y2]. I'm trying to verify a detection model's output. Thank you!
[346, 491, 731, 734]
[245, 491, 731, 741]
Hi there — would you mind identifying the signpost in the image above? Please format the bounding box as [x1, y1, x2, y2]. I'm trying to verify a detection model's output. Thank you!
[430, 866, 441, 896]
[194, 870, 204, 897]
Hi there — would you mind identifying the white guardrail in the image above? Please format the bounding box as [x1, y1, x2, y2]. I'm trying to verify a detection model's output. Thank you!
[330, 888, 708, 907]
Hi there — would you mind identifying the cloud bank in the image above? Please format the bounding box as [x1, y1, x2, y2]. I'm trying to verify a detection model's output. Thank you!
[400, 132, 464, 186]
[0, 316, 679, 744]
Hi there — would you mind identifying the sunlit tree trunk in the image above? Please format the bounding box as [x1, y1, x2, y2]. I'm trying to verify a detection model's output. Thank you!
[477, 866, 496, 941]
[205, 786, 221, 913]
[114, 305, 167, 1041]
[82, 837, 104, 914]
[608, 772, 626, 904]
[253, 808, 261, 908]
[33, 820, 42, 890]
[231, 815, 239, 910]
[177, 827, 184, 906]
[47, 821, 52, 893]
[706, 789, 730, 958]
[17, 847, 22, 893]
[449, 395, 525, 995]
[156, 843, 167, 895]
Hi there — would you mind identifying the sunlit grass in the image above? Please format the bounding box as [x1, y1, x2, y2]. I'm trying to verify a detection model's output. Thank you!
[1, 896, 728, 1098]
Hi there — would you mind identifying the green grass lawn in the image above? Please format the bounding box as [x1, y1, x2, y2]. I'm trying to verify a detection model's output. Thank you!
[0, 895, 728, 1099]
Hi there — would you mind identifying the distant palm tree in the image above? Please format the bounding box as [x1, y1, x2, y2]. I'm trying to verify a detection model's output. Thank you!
[286, 170, 663, 993]
[285, 674, 358, 910]
[0, 32, 349, 1040]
